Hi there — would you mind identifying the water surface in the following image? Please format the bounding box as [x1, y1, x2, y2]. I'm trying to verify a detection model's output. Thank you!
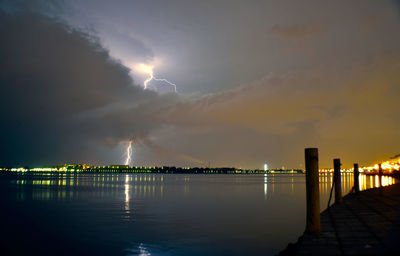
[0, 173, 394, 255]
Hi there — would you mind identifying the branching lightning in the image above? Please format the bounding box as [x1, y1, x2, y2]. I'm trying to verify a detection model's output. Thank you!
[136, 63, 177, 93]
[125, 140, 133, 166]
[122, 62, 177, 165]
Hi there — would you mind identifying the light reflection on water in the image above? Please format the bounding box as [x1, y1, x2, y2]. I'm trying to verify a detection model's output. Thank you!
[2, 173, 396, 256]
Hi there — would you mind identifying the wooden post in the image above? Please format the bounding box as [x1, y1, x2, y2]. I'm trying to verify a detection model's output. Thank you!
[354, 163, 359, 193]
[305, 148, 320, 235]
[378, 163, 382, 187]
[334, 158, 342, 203]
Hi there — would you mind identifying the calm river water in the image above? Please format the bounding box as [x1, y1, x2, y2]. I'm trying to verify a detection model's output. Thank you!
[0, 173, 395, 255]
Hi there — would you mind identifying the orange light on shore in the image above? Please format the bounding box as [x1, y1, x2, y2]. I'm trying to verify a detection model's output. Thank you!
[360, 157, 400, 173]
[318, 156, 400, 173]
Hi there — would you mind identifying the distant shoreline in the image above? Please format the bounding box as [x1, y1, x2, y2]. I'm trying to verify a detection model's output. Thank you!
[0, 167, 304, 175]
[3, 168, 400, 177]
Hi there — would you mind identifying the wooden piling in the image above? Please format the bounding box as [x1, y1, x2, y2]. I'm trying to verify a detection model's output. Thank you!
[305, 148, 320, 235]
[354, 163, 359, 193]
[334, 158, 342, 203]
[378, 163, 382, 187]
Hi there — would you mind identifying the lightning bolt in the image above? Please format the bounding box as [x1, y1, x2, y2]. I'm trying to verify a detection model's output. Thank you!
[153, 77, 178, 93]
[125, 140, 133, 166]
[122, 62, 177, 165]
[136, 63, 177, 93]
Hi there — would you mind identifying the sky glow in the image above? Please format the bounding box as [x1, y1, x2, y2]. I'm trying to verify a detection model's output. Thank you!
[0, 0, 400, 168]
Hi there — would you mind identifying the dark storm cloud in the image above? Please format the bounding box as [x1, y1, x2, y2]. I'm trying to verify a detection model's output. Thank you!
[0, 10, 175, 166]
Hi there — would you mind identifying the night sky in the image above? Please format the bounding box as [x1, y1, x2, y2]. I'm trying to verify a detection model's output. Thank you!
[1, 0, 400, 168]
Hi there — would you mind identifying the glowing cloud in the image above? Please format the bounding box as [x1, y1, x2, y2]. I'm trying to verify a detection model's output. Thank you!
[135, 63, 177, 92]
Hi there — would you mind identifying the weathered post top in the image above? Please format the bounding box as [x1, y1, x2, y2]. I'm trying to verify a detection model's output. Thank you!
[334, 158, 343, 203]
[354, 163, 359, 193]
[305, 148, 320, 235]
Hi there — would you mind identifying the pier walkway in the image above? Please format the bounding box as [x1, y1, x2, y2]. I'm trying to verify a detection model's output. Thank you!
[281, 183, 400, 255]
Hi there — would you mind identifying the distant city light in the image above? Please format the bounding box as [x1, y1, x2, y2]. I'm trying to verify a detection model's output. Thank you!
[318, 155, 400, 173]
[264, 163, 268, 171]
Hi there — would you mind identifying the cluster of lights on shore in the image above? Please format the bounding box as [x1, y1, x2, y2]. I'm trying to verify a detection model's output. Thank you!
[318, 156, 400, 173]
[5, 156, 399, 173]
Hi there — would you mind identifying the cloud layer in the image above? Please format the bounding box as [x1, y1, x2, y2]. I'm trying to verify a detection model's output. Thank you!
[1, 1, 400, 168]
[0, 10, 173, 166]
[160, 56, 400, 168]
